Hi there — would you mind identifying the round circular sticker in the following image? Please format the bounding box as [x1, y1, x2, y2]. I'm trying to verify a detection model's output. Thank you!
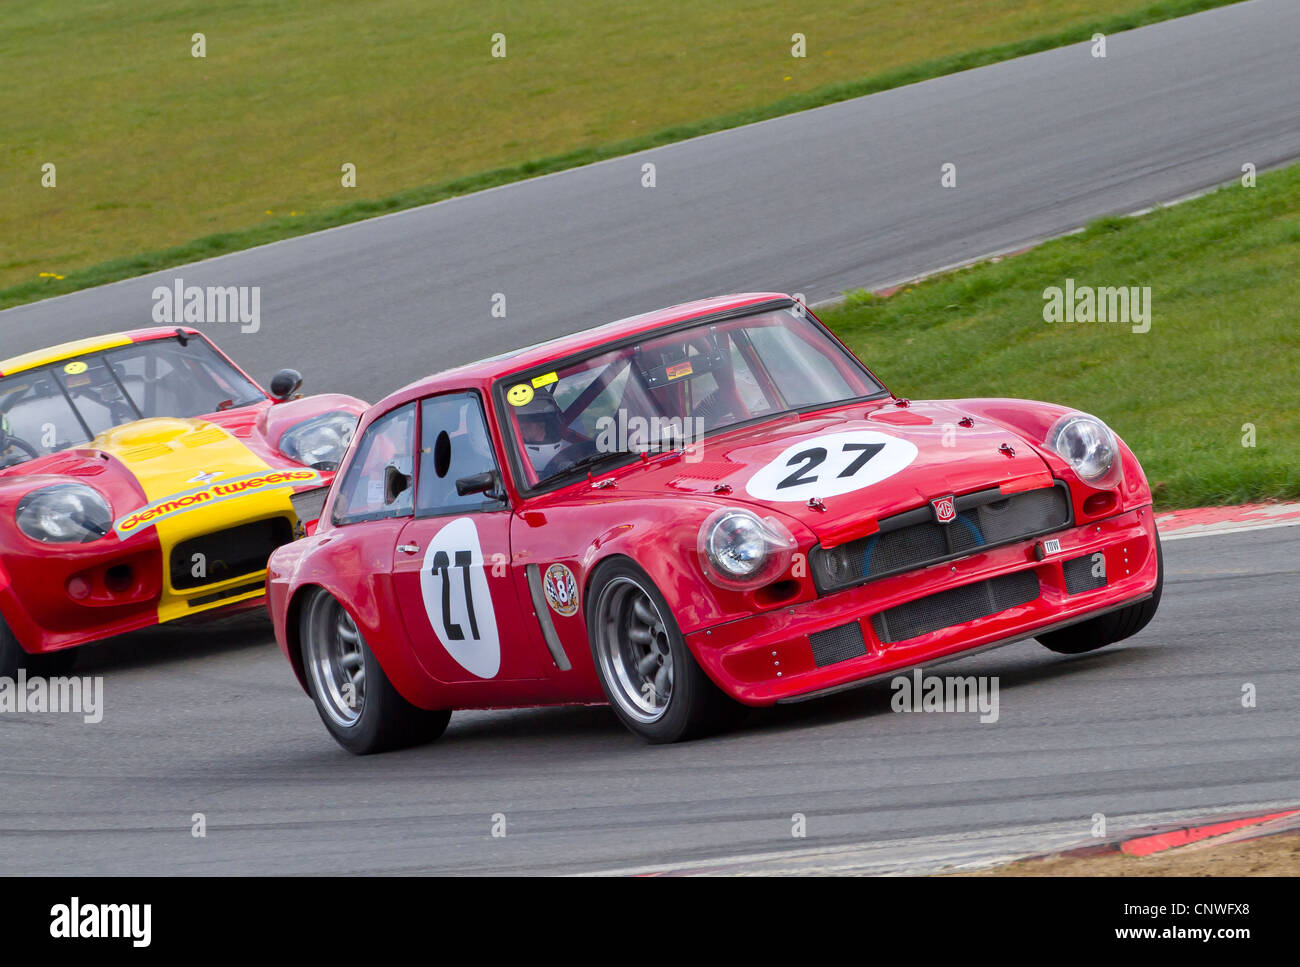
[63, 361, 88, 375]
[745, 429, 919, 502]
[419, 517, 502, 679]
[507, 384, 534, 407]
[543, 563, 579, 617]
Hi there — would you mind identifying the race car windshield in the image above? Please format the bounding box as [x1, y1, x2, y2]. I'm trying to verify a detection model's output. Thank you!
[503, 306, 885, 487]
[0, 336, 265, 468]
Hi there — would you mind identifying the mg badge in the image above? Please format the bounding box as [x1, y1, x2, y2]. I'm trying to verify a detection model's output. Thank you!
[931, 495, 956, 524]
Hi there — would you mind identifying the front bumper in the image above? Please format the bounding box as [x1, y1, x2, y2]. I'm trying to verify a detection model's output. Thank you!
[687, 506, 1159, 705]
[1, 505, 309, 653]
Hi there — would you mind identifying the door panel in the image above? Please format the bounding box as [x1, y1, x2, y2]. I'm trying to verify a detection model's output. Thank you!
[389, 390, 549, 685]
[393, 511, 544, 684]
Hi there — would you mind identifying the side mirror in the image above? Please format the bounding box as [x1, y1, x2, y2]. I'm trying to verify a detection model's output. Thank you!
[455, 470, 503, 500]
[383, 464, 411, 505]
[269, 368, 304, 401]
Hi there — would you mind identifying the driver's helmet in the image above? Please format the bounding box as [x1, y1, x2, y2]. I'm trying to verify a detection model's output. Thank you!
[516, 393, 566, 469]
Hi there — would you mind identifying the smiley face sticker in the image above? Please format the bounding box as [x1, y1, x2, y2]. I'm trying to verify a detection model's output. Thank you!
[507, 384, 534, 407]
[63, 361, 88, 375]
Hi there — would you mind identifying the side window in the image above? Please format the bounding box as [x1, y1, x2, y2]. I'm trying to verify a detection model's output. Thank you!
[417, 392, 504, 516]
[332, 403, 417, 524]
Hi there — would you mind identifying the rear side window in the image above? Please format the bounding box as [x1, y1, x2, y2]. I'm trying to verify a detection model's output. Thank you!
[332, 403, 417, 524]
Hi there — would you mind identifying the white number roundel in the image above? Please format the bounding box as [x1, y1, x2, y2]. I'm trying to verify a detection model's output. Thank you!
[745, 430, 918, 502]
[419, 517, 501, 679]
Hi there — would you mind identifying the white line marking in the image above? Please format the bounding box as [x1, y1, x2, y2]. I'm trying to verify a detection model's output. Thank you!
[577, 800, 1300, 877]
[1160, 517, 1300, 541]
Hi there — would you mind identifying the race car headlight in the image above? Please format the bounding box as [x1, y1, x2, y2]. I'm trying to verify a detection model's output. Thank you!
[279, 412, 357, 472]
[698, 508, 797, 589]
[16, 483, 112, 543]
[1047, 413, 1121, 487]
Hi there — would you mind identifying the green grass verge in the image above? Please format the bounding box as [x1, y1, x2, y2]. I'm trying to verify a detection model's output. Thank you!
[1, 0, 1241, 309]
[819, 164, 1300, 510]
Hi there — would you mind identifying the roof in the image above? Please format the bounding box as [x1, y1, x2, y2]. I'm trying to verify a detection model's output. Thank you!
[0, 327, 200, 378]
[378, 292, 793, 409]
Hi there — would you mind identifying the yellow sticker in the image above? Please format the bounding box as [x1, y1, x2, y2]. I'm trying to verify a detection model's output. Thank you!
[666, 361, 694, 380]
[506, 384, 534, 407]
[63, 360, 88, 375]
[531, 372, 558, 389]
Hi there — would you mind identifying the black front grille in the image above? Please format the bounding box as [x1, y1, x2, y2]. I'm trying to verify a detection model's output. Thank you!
[809, 622, 868, 667]
[812, 483, 1071, 593]
[170, 517, 294, 590]
[1063, 552, 1108, 594]
[871, 570, 1040, 644]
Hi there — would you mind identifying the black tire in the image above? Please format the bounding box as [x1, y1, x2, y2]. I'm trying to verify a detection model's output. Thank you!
[1037, 533, 1163, 655]
[586, 558, 742, 743]
[0, 613, 78, 678]
[298, 589, 451, 755]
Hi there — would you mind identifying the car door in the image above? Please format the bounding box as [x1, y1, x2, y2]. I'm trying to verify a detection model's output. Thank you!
[391, 391, 546, 684]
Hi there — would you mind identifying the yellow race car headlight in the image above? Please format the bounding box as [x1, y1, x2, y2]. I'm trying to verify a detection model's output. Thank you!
[16, 483, 113, 543]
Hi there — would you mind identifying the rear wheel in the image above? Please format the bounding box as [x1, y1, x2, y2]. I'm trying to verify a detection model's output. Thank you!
[0, 614, 77, 678]
[586, 560, 742, 743]
[299, 589, 450, 755]
[1037, 534, 1163, 655]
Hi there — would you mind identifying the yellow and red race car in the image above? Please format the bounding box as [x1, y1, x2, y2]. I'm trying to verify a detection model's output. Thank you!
[0, 327, 365, 675]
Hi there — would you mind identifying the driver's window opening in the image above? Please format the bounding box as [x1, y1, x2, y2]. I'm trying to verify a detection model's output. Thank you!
[416, 392, 503, 517]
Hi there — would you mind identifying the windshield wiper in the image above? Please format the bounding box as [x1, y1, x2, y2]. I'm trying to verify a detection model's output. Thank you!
[554, 448, 639, 480]
[551, 435, 687, 482]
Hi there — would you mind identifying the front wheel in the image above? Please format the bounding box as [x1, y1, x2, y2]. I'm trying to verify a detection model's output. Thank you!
[299, 589, 450, 755]
[586, 560, 742, 743]
[1037, 533, 1163, 655]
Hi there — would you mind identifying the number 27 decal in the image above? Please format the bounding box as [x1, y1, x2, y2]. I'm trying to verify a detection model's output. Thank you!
[430, 549, 479, 641]
[746, 430, 919, 502]
[777, 441, 885, 490]
[419, 517, 501, 678]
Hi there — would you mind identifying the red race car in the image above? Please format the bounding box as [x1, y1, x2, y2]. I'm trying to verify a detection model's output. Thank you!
[266, 293, 1161, 752]
[0, 327, 365, 675]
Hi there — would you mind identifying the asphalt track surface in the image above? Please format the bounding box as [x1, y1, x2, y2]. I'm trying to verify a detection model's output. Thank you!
[1, 526, 1296, 875]
[1, 0, 1298, 874]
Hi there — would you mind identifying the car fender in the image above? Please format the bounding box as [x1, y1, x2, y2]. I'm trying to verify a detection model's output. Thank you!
[949, 398, 1153, 514]
[259, 393, 368, 453]
[269, 522, 450, 710]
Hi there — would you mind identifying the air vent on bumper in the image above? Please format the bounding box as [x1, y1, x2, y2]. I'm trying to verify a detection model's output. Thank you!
[871, 570, 1040, 644]
[809, 622, 869, 667]
[1063, 553, 1108, 594]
